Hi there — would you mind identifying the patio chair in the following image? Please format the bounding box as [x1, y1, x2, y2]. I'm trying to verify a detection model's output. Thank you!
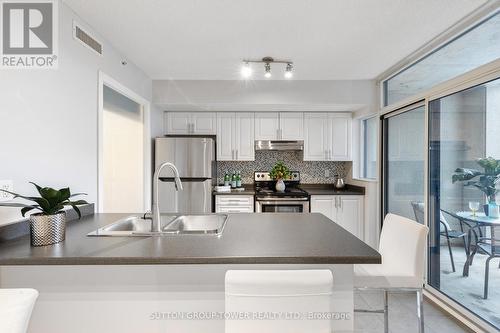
[466, 225, 500, 299]
[410, 202, 467, 272]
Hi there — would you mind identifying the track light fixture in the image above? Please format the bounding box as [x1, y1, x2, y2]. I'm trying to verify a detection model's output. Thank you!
[284, 63, 293, 79]
[264, 62, 272, 78]
[241, 57, 294, 79]
[241, 62, 252, 78]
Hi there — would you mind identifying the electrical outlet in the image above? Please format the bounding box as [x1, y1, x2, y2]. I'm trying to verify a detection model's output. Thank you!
[324, 169, 330, 178]
[0, 180, 14, 202]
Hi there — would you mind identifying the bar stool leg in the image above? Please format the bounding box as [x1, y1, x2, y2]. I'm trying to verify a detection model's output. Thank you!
[416, 289, 425, 333]
[383, 290, 389, 333]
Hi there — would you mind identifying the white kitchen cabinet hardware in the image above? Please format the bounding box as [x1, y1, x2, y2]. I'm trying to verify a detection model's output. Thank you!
[164, 112, 216, 135]
[255, 112, 304, 141]
[216, 112, 254, 161]
[310, 195, 363, 239]
[216, 195, 254, 213]
[304, 113, 352, 161]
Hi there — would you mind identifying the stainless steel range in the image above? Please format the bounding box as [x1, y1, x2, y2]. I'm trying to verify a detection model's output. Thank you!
[254, 171, 310, 213]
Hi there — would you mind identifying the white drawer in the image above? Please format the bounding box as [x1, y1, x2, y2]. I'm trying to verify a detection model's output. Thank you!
[216, 206, 254, 213]
[216, 195, 254, 206]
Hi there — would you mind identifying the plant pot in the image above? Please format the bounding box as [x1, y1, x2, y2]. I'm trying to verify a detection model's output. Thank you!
[29, 212, 66, 246]
[275, 179, 286, 192]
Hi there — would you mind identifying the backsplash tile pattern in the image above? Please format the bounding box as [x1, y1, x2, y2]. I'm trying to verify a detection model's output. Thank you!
[217, 151, 347, 184]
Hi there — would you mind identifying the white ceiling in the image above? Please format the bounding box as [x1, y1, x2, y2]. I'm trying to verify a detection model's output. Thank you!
[64, 0, 488, 80]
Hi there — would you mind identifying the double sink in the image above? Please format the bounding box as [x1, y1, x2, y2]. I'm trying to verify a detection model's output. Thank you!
[87, 214, 228, 237]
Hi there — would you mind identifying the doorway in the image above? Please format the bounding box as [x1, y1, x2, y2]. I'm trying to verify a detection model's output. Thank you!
[98, 72, 151, 213]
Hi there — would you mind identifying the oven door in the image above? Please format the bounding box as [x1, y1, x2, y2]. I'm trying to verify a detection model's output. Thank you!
[256, 200, 310, 213]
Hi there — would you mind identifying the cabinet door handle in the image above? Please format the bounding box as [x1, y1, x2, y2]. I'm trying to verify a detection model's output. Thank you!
[236, 150, 238, 160]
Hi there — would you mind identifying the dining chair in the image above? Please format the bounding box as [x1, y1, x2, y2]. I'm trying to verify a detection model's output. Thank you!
[225, 269, 333, 333]
[410, 201, 467, 272]
[354, 213, 429, 333]
[0, 289, 39, 333]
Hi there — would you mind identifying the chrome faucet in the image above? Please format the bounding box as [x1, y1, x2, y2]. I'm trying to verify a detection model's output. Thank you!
[152, 162, 183, 233]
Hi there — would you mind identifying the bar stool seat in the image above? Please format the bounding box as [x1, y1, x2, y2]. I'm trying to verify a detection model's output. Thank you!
[0, 289, 38, 333]
[225, 270, 333, 333]
[354, 213, 429, 333]
[354, 265, 423, 289]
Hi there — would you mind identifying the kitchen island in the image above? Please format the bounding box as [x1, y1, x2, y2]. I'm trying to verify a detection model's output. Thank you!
[0, 213, 380, 333]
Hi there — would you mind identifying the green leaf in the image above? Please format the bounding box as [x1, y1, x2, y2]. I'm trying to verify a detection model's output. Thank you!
[70, 204, 82, 219]
[59, 188, 71, 201]
[67, 200, 88, 206]
[452, 168, 481, 183]
[21, 206, 41, 217]
[29, 182, 44, 196]
[69, 192, 87, 198]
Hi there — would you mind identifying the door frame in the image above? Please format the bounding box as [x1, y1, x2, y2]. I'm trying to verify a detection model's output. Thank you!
[97, 71, 152, 213]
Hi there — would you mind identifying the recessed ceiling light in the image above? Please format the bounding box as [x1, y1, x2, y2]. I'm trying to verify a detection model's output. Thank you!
[241, 62, 252, 78]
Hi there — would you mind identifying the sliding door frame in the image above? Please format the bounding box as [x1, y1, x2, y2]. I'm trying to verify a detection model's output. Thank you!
[379, 59, 500, 333]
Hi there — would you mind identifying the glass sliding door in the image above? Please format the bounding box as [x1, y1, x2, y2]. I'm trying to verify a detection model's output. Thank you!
[382, 104, 426, 222]
[428, 78, 500, 329]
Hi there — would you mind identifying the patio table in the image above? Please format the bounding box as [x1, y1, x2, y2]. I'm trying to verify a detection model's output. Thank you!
[454, 211, 500, 280]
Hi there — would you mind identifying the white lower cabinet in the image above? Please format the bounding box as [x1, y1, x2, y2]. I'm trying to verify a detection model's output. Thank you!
[310, 195, 363, 239]
[215, 195, 254, 213]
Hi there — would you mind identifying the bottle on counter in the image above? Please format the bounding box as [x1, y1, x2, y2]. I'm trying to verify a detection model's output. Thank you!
[231, 172, 237, 189]
[236, 171, 242, 188]
[224, 173, 230, 186]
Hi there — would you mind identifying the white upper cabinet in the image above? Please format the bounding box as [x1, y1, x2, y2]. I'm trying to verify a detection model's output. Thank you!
[235, 112, 255, 161]
[280, 112, 304, 140]
[216, 112, 254, 161]
[304, 112, 352, 161]
[216, 113, 234, 160]
[255, 112, 303, 140]
[192, 112, 217, 134]
[255, 112, 279, 140]
[165, 112, 216, 135]
[304, 113, 329, 161]
[329, 114, 352, 161]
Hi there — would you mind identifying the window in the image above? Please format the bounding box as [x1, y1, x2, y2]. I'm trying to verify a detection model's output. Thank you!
[360, 116, 378, 180]
[383, 12, 500, 106]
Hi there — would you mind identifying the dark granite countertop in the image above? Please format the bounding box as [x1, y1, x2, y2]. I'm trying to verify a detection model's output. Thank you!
[0, 213, 379, 266]
[299, 184, 365, 196]
[213, 185, 256, 196]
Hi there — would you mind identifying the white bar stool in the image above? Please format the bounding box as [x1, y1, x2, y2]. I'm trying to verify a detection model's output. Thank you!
[354, 213, 429, 333]
[225, 270, 333, 333]
[0, 288, 39, 333]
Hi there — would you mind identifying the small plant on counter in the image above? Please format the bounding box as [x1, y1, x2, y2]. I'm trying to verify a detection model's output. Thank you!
[269, 161, 291, 180]
[269, 161, 290, 192]
[0, 182, 88, 246]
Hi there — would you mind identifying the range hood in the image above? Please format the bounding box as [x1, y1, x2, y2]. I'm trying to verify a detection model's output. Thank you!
[255, 140, 304, 151]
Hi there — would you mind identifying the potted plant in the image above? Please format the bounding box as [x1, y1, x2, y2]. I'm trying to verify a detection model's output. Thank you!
[452, 157, 500, 216]
[0, 182, 88, 246]
[269, 161, 291, 192]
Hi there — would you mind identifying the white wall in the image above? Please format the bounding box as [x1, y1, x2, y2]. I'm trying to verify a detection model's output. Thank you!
[153, 80, 376, 111]
[0, 2, 152, 222]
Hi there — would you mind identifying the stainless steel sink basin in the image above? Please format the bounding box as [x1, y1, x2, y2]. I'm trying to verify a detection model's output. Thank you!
[87, 214, 228, 237]
[162, 214, 228, 234]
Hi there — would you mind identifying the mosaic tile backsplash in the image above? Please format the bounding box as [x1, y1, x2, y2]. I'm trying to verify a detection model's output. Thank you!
[217, 151, 348, 184]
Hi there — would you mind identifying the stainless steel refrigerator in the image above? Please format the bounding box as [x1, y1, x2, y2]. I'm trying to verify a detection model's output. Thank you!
[154, 137, 215, 213]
